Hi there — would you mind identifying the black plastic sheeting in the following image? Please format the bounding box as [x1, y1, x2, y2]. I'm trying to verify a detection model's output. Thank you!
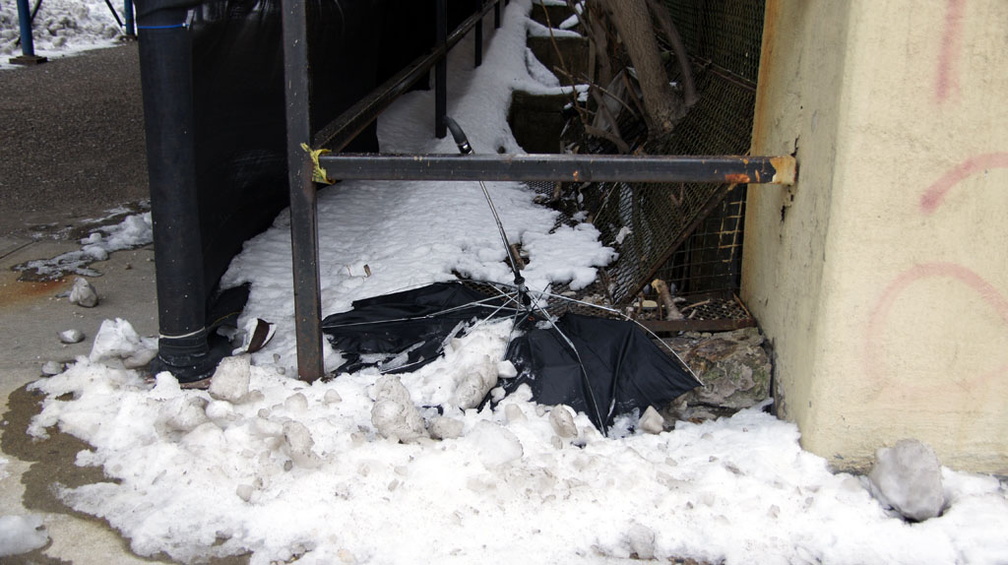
[135, 0, 477, 379]
[188, 0, 386, 296]
[322, 282, 701, 433]
[140, 0, 478, 298]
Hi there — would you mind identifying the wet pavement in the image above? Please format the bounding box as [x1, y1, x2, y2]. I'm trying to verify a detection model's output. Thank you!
[1, 44, 173, 564]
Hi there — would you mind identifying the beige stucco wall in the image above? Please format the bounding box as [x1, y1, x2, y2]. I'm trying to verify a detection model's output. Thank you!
[743, 0, 1008, 473]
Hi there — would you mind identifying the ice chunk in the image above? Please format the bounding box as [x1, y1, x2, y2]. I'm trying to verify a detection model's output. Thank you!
[868, 438, 945, 521]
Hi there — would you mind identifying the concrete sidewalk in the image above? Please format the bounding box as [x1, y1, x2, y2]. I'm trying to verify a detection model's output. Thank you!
[0, 44, 196, 564]
[0, 235, 167, 564]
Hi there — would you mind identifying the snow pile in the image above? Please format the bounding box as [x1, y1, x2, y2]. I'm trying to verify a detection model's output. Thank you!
[26, 351, 1008, 564]
[14, 1, 1008, 563]
[1, 0, 124, 68]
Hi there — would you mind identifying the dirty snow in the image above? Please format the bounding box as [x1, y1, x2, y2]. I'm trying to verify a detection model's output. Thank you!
[1, 0, 125, 69]
[5, 1, 1008, 564]
[14, 211, 153, 280]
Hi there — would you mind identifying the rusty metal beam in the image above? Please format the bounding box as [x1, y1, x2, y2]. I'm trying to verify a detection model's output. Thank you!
[316, 153, 797, 185]
[281, 0, 324, 382]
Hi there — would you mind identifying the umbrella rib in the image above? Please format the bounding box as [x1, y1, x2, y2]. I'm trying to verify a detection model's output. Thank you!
[322, 295, 522, 330]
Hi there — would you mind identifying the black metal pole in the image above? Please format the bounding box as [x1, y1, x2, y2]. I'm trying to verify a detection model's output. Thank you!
[103, 0, 124, 27]
[280, 0, 324, 381]
[136, 6, 213, 380]
[435, 0, 447, 139]
[494, 0, 500, 29]
[316, 153, 797, 185]
[474, 0, 483, 67]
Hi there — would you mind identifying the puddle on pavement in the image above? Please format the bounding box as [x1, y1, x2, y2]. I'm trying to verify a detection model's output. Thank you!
[1, 382, 251, 564]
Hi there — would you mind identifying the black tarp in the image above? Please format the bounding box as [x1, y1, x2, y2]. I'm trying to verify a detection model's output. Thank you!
[136, 0, 477, 379]
[322, 282, 701, 433]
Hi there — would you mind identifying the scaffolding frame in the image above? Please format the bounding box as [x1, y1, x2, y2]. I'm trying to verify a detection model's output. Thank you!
[278, 0, 795, 381]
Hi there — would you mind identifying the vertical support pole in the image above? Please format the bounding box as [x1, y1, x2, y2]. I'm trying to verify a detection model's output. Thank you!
[474, 0, 483, 67]
[11, 0, 46, 65]
[280, 0, 325, 381]
[124, 0, 136, 39]
[435, 0, 447, 139]
[137, 7, 215, 380]
[494, 0, 500, 29]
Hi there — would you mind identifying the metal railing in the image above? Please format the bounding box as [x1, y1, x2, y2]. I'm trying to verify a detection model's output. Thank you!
[279, 0, 796, 381]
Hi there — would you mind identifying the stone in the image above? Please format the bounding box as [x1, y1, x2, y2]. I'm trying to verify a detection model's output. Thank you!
[58, 329, 85, 344]
[664, 327, 771, 410]
[868, 438, 945, 521]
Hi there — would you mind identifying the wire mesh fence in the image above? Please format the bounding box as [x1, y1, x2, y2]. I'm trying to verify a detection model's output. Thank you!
[570, 0, 766, 310]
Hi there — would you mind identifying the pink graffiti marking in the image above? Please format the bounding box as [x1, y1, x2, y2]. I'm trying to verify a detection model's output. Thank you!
[935, 0, 966, 103]
[864, 262, 1008, 397]
[919, 152, 1008, 214]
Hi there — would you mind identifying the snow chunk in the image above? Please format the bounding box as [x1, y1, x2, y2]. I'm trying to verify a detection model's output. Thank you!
[549, 405, 578, 438]
[69, 277, 99, 308]
[89, 318, 157, 369]
[0, 515, 49, 557]
[639, 406, 665, 434]
[869, 439, 946, 521]
[466, 421, 524, 468]
[371, 376, 428, 443]
[208, 356, 252, 403]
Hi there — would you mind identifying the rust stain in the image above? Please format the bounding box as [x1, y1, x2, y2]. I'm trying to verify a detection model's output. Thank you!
[725, 173, 751, 184]
[0, 273, 69, 308]
[572, 170, 581, 182]
[770, 155, 797, 185]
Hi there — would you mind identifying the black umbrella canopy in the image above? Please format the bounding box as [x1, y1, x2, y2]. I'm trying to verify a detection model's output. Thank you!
[322, 281, 700, 434]
[503, 311, 700, 432]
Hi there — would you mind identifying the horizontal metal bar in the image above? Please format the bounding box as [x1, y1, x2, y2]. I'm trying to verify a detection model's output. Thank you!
[317, 153, 797, 185]
[312, 0, 500, 150]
